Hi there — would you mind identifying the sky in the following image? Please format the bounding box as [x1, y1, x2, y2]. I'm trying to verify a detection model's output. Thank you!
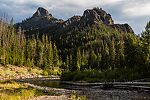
[0, 0, 150, 34]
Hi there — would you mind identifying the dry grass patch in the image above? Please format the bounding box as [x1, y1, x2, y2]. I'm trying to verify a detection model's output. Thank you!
[0, 81, 50, 100]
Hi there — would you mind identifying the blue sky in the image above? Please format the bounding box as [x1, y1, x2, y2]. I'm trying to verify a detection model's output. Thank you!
[0, 0, 150, 34]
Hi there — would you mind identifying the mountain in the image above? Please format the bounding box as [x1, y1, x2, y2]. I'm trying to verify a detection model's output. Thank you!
[14, 7, 139, 71]
[15, 7, 134, 34]
[15, 7, 64, 30]
[32, 7, 50, 18]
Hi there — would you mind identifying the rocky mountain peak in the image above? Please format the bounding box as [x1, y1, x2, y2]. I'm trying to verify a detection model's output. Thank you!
[82, 8, 114, 25]
[64, 16, 81, 26]
[15, 7, 134, 34]
[32, 7, 52, 18]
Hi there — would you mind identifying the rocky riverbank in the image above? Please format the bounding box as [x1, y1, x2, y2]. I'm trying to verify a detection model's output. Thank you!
[29, 95, 70, 100]
[78, 87, 150, 100]
[25, 81, 150, 100]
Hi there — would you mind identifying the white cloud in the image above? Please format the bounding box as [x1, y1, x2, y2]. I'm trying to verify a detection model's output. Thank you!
[63, 0, 100, 7]
[123, 3, 150, 17]
[99, 0, 123, 5]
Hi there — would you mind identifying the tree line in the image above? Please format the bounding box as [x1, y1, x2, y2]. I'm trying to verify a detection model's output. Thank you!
[0, 18, 61, 71]
[0, 17, 149, 78]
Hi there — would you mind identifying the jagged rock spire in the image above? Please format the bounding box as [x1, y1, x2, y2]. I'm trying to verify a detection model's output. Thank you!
[82, 8, 114, 25]
[32, 7, 52, 18]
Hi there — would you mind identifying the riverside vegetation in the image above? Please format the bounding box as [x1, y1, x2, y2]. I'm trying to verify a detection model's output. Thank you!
[0, 80, 52, 100]
[0, 7, 150, 99]
[0, 80, 87, 100]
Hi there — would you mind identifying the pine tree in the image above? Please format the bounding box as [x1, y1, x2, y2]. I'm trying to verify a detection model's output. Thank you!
[81, 50, 88, 69]
[53, 43, 59, 67]
[65, 55, 69, 71]
[34, 39, 43, 67]
[69, 53, 73, 70]
[76, 48, 81, 71]
[141, 21, 150, 67]
[89, 50, 97, 69]
[119, 35, 125, 68]
[109, 37, 116, 70]
[96, 53, 102, 70]
[47, 41, 53, 68]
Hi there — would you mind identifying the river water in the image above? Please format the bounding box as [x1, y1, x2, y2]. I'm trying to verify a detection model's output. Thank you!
[22, 79, 150, 100]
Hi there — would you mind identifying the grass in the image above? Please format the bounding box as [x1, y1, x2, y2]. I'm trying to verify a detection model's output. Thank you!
[0, 65, 43, 80]
[70, 91, 87, 100]
[42, 67, 62, 76]
[0, 64, 63, 80]
[0, 81, 52, 100]
[0, 81, 88, 100]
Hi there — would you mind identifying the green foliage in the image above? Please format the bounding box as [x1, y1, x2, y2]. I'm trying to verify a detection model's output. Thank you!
[60, 21, 150, 81]
[53, 43, 60, 67]
[42, 67, 62, 76]
[0, 18, 61, 72]
[0, 81, 53, 100]
[70, 91, 87, 100]
[61, 70, 103, 82]
[141, 21, 150, 67]
[76, 48, 81, 71]
[61, 68, 147, 82]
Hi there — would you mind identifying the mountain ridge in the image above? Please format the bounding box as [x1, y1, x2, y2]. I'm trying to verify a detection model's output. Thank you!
[15, 7, 134, 34]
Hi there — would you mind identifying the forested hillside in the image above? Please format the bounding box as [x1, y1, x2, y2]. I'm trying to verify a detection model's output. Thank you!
[0, 18, 62, 75]
[0, 7, 150, 81]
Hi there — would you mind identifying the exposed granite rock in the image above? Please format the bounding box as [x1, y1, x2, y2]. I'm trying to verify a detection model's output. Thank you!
[81, 8, 114, 26]
[32, 7, 51, 18]
[64, 16, 81, 26]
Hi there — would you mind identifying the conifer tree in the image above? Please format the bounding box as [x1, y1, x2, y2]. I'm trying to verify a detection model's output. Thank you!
[141, 21, 150, 67]
[81, 50, 88, 69]
[34, 39, 43, 67]
[109, 37, 115, 69]
[76, 48, 81, 71]
[48, 41, 53, 67]
[65, 55, 69, 71]
[53, 43, 59, 67]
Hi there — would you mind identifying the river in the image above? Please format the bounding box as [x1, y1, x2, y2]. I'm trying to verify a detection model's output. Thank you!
[17, 78, 150, 100]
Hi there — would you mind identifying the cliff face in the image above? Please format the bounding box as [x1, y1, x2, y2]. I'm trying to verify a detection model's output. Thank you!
[81, 8, 114, 26]
[15, 7, 134, 34]
[32, 7, 50, 18]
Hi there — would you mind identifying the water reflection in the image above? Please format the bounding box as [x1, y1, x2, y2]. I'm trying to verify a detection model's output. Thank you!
[28, 80, 61, 88]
